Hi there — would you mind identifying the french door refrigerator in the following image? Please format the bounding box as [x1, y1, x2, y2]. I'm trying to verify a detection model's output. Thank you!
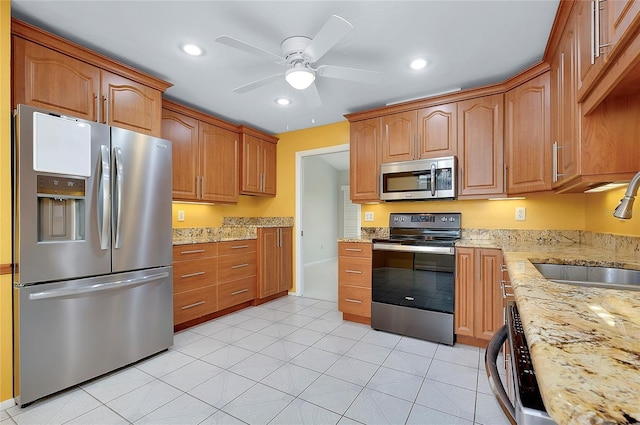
[12, 104, 173, 406]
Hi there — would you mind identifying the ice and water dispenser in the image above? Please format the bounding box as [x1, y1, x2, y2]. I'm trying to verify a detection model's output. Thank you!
[37, 175, 86, 242]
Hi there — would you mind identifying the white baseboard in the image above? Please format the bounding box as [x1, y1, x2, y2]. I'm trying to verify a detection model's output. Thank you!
[0, 397, 16, 411]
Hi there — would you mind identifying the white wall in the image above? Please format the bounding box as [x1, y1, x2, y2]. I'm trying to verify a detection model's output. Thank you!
[302, 156, 339, 264]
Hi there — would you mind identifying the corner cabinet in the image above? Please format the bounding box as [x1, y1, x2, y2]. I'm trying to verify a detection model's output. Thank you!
[505, 71, 552, 194]
[257, 228, 292, 300]
[454, 247, 504, 347]
[337, 242, 372, 324]
[11, 20, 170, 137]
[457, 94, 505, 198]
[162, 100, 239, 203]
[239, 127, 278, 196]
[349, 118, 381, 203]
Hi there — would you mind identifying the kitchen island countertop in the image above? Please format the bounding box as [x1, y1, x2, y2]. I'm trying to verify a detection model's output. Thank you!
[499, 242, 640, 425]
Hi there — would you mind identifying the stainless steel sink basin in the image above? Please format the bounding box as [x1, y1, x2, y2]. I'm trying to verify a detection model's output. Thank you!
[533, 263, 640, 291]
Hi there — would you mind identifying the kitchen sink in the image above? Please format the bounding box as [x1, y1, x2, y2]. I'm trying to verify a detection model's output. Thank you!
[532, 263, 640, 291]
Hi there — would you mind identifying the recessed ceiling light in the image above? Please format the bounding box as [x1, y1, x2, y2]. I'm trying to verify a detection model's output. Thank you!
[182, 44, 203, 56]
[275, 98, 291, 106]
[410, 58, 427, 70]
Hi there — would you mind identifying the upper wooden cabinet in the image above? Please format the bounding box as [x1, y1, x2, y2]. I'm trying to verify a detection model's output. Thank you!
[11, 20, 170, 137]
[380, 105, 457, 164]
[505, 72, 552, 194]
[457, 94, 505, 198]
[162, 100, 239, 203]
[350, 118, 381, 203]
[239, 127, 278, 196]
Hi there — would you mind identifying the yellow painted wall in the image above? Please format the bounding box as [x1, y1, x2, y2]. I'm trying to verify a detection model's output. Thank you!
[585, 187, 640, 236]
[1, 0, 13, 403]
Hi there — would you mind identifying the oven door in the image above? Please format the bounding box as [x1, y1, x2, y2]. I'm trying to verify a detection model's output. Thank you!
[380, 157, 456, 201]
[372, 244, 455, 313]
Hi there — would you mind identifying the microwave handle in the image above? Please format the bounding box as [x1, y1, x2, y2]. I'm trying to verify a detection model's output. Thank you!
[430, 162, 436, 196]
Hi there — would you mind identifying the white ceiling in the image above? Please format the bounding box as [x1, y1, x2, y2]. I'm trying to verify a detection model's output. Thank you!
[11, 1, 559, 136]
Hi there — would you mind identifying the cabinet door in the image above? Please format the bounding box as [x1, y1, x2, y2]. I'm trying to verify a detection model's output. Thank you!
[101, 71, 162, 136]
[200, 122, 239, 203]
[607, 0, 640, 50]
[474, 249, 504, 341]
[554, 13, 580, 187]
[350, 118, 381, 202]
[457, 94, 505, 197]
[278, 228, 292, 293]
[241, 134, 262, 194]
[262, 141, 277, 196]
[416, 103, 457, 158]
[576, 0, 604, 92]
[258, 228, 278, 298]
[454, 247, 475, 338]
[13, 37, 100, 120]
[162, 109, 199, 201]
[381, 111, 417, 163]
[505, 72, 551, 194]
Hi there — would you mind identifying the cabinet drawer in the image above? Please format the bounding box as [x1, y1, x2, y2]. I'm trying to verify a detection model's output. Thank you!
[338, 257, 372, 287]
[218, 251, 257, 283]
[173, 258, 217, 293]
[173, 285, 217, 324]
[173, 243, 217, 261]
[338, 285, 371, 317]
[218, 277, 257, 310]
[339, 242, 372, 258]
[218, 239, 257, 256]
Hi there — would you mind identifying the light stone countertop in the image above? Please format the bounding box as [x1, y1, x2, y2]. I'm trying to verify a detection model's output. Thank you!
[500, 243, 640, 425]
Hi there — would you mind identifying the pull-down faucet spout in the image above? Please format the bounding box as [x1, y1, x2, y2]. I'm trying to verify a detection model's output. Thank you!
[613, 171, 640, 219]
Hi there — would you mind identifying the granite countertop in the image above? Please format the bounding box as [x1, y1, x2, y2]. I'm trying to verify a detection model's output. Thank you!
[173, 217, 294, 245]
[500, 243, 640, 425]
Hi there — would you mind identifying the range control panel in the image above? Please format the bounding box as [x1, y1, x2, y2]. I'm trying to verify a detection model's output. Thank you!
[389, 213, 461, 229]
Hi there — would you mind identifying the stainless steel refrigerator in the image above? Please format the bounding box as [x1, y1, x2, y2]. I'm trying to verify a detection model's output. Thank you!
[12, 104, 174, 406]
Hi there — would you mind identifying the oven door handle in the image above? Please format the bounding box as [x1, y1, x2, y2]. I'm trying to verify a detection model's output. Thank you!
[373, 243, 454, 255]
[485, 325, 517, 425]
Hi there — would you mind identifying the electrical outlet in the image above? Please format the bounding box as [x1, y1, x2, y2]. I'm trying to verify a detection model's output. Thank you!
[515, 207, 526, 221]
[177, 210, 185, 222]
[364, 212, 374, 222]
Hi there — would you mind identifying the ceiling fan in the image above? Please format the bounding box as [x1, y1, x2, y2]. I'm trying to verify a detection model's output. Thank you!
[215, 15, 383, 104]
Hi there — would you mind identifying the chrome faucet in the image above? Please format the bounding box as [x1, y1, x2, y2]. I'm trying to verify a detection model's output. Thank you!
[613, 171, 640, 219]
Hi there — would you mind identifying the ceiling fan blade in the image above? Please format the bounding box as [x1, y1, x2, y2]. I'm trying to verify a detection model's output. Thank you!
[304, 15, 353, 63]
[215, 35, 284, 62]
[303, 82, 322, 108]
[232, 73, 284, 93]
[316, 65, 383, 84]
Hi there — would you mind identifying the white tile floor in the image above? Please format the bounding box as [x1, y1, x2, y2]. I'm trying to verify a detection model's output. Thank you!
[2, 296, 510, 425]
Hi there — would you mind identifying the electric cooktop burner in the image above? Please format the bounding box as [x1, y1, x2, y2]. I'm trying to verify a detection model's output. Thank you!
[374, 212, 461, 246]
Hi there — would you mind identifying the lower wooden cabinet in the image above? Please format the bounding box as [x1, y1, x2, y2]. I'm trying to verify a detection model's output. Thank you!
[454, 247, 504, 347]
[337, 242, 372, 323]
[218, 240, 257, 309]
[257, 228, 292, 299]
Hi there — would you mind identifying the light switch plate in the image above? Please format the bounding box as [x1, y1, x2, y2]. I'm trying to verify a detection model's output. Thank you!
[177, 210, 185, 222]
[364, 212, 374, 221]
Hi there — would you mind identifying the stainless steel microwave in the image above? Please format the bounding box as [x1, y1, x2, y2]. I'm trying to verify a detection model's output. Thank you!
[380, 156, 456, 201]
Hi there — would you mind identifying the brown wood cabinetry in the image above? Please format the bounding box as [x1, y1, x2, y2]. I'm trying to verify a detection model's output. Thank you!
[505, 72, 552, 194]
[257, 228, 292, 299]
[11, 21, 169, 136]
[217, 240, 257, 310]
[172, 243, 218, 326]
[349, 118, 381, 203]
[381, 111, 417, 163]
[454, 247, 503, 347]
[162, 100, 239, 203]
[337, 242, 372, 324]
[457, 94, 505, 198]
[239, 127, 278, 196]
[417, 103, 458, 158]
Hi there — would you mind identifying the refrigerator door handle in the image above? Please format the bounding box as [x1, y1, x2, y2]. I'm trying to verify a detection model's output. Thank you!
[98, 145, 111, 250]
[113, 146, 124, 249]
[28, 271, 170, 301]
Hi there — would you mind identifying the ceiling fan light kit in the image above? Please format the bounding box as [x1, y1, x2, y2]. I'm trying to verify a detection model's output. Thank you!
[285, 65, 316, 90]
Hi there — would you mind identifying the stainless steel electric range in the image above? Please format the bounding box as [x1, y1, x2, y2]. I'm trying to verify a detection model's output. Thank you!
[371, 212, 461, 345]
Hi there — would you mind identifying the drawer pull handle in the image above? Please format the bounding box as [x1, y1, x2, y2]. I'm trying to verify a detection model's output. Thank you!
[345, 298, 362, 304]
[180, 249, 206, 255]
[345, 248, 362, 252]
[405, 296, 414, 301]
[181, 301, 205, 310]
[500, 280, 514, 299]
[181, 271, 205, 278]
[231, 245, 249, 249]
[346, 270, 362, 274]
[231, 288, 249, 296]
[231, 263, 249, 269]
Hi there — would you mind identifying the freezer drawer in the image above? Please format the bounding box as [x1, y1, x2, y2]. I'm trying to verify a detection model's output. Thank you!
[14, 267, 173, 406]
